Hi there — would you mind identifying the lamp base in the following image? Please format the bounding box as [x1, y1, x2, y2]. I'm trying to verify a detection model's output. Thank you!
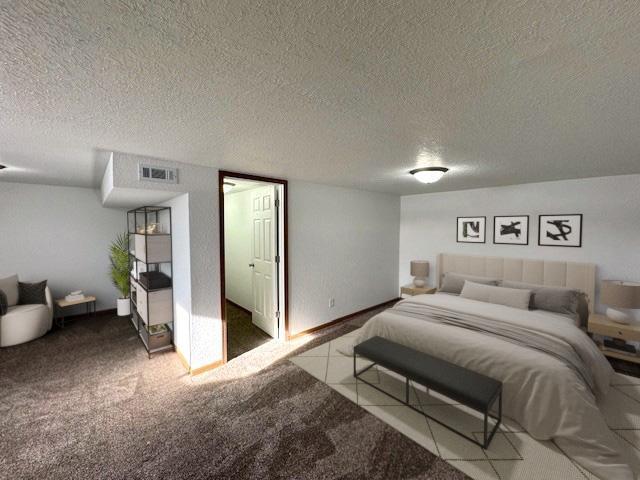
[607, 307, 631, 324]
[413, 277, 426, 288]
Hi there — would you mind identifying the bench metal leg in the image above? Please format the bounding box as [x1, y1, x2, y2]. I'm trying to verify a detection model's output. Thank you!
[354, 354, 502, 450]
[405, 378, 410, 404]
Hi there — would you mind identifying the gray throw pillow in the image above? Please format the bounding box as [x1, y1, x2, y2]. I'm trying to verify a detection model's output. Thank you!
[0, 274, 19, 307]
[0, 289, 7, 315]
[501, 280, 582, 319]
[439, 273, 499, 295]
[18, 280, 48, 305]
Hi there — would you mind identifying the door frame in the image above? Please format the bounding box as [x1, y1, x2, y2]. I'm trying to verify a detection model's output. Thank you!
[218, 170, 289, 363]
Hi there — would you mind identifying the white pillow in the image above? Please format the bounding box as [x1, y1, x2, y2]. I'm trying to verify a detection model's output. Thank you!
[0, 274, 19, 307]
[461, 281, 532, 310]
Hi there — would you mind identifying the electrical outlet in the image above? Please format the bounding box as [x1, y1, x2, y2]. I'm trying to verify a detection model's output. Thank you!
[329, 298, 335, 308]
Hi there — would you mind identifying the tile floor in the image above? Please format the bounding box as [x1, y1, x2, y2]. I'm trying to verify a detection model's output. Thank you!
[290, 328, 640, 480]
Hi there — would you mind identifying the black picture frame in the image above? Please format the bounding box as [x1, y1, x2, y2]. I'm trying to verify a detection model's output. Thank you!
[493, 215, 529, 245]
[456, 216, 486, 243]
[538, 214, 583, 247]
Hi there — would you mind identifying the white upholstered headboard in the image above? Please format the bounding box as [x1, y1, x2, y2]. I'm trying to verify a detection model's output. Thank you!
[436, 253, 596, 312]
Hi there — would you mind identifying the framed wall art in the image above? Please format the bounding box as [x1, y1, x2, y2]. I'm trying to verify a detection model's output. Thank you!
[493, 215, 529, 245]
[538, 214, 582, 247]
[457, 216, 486, 243]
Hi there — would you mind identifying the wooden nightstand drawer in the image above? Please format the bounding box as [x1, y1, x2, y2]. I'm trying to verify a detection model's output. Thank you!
[588, 314, 640, 342]
[589, 322, 639, 341]
[400, 285, 437, 296]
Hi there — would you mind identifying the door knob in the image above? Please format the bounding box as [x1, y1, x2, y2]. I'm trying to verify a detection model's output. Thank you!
[249, 263, 255, 268]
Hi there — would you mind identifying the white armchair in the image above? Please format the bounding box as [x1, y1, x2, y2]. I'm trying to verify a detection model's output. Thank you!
[0, 286, 53, 347]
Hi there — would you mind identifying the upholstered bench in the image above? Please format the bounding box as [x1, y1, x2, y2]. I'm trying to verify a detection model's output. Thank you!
[353, 335, 502, 448]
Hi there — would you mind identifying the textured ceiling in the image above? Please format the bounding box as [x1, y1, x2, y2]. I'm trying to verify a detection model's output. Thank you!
[1, 0, 640, 194]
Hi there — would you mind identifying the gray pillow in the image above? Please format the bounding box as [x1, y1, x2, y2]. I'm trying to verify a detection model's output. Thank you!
[0, 275, 19, 307]
[439, 273, 499, 295]
[500, 280, 582, 320]
[18, 281, 48, 305]
[461, 281, 532, 310]
[0, 289, 7, 316]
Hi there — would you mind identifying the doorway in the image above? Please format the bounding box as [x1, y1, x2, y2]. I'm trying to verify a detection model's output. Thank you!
[219, 171, 288, 362]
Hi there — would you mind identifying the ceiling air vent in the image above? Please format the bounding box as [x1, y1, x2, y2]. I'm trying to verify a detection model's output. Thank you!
[139, 164, 178, 184]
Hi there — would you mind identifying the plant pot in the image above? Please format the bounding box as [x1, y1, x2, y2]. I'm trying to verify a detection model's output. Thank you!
[117, 297, 131, 317]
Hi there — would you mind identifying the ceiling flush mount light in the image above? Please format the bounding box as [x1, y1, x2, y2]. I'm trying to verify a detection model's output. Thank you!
[222, 181, 235, 193]
[410, 166, 449, 184]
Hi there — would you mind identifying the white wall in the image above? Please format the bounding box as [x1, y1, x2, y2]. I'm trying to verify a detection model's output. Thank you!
[223, 188, 253, 311]
[0, 182, 125, 312]
[223, 181, 402, 336]
[399, 174, 640, 314]
[161, 193, 192, 364]
[289, 181, 401, 334]
[106, 154, 403, 363]
[110, 153, 220, 370]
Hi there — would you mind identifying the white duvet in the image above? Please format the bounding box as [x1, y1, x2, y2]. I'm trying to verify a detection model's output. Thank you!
[343, 293, 637, 480]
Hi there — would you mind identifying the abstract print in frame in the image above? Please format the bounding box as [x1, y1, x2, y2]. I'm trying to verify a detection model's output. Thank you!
[538, 214, 583, 247]
[494, 215, 529, 245]
[457, 216, 486, 243]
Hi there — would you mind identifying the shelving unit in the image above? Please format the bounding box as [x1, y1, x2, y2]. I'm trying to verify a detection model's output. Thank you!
[127, 206, 174, 357]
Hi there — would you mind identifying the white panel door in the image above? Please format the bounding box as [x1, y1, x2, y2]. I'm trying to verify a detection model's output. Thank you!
[251, 185, 278, 338]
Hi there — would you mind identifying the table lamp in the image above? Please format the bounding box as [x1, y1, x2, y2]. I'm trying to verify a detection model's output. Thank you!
[411, 260, 429, 288]
[601, 280, 640, 324]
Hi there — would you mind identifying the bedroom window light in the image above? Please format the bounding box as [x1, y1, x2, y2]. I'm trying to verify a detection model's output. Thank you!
[410, 166, 448, 183]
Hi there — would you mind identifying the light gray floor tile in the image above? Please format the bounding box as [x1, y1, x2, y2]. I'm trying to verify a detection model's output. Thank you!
[362, 404, 438, 455]
[491, 433, 587, 480]
[326, 356, 375, 384]
[328, 383, 358, 404]
[297, 343, 330, 357]
[472, 432, 521, 460]
[290, 355, 328, 382]
[447, 460, 500, 480]
[328, 336, 355, 356]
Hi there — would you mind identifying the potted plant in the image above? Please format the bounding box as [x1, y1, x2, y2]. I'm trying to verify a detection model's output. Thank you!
[109, 232, 131, 316]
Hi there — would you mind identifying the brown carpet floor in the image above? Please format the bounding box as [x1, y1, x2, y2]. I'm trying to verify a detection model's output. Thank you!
[226, 300, 272, 360]
[0, 307, 469, 480]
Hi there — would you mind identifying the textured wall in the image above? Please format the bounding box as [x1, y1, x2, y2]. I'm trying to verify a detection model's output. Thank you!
[161, 193, 192, 364]
[107, 154, 403, 365]
[0, 182, 125, 312]
[289, 181, 401, 334]
[399, 174, 640, 316]
[110, 153, 220, 370]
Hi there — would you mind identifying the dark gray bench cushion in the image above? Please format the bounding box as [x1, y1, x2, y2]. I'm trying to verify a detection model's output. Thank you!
[354, 336, 501, 411]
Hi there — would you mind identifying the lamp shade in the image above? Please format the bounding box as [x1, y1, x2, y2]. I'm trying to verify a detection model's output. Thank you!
[410, 260, 429, 277]
[601, 280, 640, 309]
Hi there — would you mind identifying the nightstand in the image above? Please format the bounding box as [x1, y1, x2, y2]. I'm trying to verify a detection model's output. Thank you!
[588, 314, 640, 364]
[400, 284, 437, 296]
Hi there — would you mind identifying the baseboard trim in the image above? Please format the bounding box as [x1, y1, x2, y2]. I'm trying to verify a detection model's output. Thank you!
[175, 347, 224, 376]
[288, 298, 400, 340]
[225, 299, 252, 316]
[175, 347, 190, 372]
[190, 359, 224, 376]
[57, 308, 117, 320]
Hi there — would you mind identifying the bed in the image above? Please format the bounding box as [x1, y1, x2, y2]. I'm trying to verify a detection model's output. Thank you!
[343, 253, 637, 480]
